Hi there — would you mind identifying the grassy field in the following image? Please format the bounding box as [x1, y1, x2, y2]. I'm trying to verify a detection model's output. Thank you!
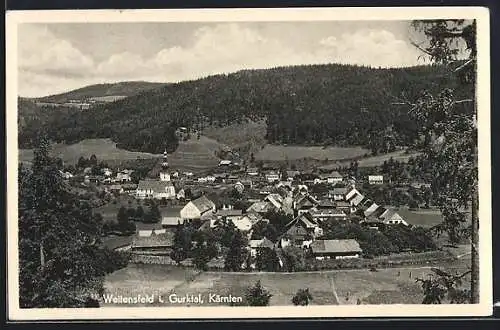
[103, 258, 469, 307]
[167, 135, 223, 172]
[397, 208, 444, 228]
[19, 138, 160, 164]
[94, 195, 182, 224]
[254, 145, 369, 162]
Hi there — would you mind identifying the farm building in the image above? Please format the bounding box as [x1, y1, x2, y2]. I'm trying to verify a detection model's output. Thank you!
[310, 239, 362, 260]
[294, 194, 319, 215]
[215, 209, 243, 221]
[379, 209, 408, 226]
[280, 213, 322, 248]
[161, 217, 185, 229]
[345, 187, 364, 207]
[309, 209, 347, 223]
[180, 195, 216, 220]
[247, 167, 259, 176]
[136, 180, 176, 200]
[248, 238, 275, 257]
[131, 231, 175, 255]
[368, 175, 384, 185]
[316, 171, 343, 184]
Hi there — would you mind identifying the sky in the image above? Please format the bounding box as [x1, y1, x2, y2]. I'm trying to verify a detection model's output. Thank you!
[18, 21, 430, 97]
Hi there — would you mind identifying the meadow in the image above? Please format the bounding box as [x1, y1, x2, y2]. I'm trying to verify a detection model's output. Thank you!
[19, 138, 160, 164]
[254, 145, 369, 162]
[103, 258, 469, 307]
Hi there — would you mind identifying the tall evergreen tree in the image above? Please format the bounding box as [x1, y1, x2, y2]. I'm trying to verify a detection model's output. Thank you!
[18, 137, 106, 307]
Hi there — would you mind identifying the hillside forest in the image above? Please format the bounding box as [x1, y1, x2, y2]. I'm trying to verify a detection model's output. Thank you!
[18, 63, 474, 155]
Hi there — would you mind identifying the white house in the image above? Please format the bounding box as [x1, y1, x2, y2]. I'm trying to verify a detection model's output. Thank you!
[136, 180, 176, 200]
[219, 160, 232, 166]
[102, 168, 113, 177]
[116, 171, 132, 183]
[180, 195, 216, 220]
[265, 171, 281, 183]
[368, 175, 384, 185]
[379, 210, 408, 226]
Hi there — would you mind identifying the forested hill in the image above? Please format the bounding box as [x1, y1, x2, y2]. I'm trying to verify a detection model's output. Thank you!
[34, 81, 166, 103]
[19, 63, 473, 154]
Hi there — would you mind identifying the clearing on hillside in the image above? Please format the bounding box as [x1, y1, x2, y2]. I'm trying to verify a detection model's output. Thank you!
[19, 138, 160, 164]
[254, 144, 369, 162]
[167, 135, 223, 172]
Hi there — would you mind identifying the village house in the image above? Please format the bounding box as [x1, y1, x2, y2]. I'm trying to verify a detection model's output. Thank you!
[294, 194, 319, 215]
[231, 216, 253, 233]
[345, 187, 365, 208]
[180, 195, 216, 220]
[121, 183, 137, 195]
[280, 213, 322, 249]
[219, 160, 232, 167]
[136, 180, 176, 200]
[246, 201, 274, 215]
[131, 231, 175, 255]
[215, 209, 243, 222]
[379, 209, 408, 225]
[265, 171, 281, 183]
[334, 201, 352, 214]
[116, 170, 133, 183]
[331, 187, 348, 201]
[265, 193, 284, 210]
[161, 217, 185, 229]
[363, 202, 381, 218]
[310, 239, 362, 260]
[248, 237, 275, 257]
[309, 208, 347, 223]
[247, 167, 259, 176]
[368, 175, 384, 185]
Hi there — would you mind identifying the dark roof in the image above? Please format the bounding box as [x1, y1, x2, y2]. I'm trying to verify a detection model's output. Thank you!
[191, 195, 216, 214]
[318, 199, 336, 208]
[283, 223, 309, 240]
[132, 232, 175, 248]
[216, 209, 243, 217]
[311, 239, 362, 254]
[137, 180, 174, 193]
[332, 187, 348, 195]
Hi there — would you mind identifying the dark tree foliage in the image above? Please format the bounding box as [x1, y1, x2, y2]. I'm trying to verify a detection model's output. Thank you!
[224, 231, 248, 271]
[19, 64, 472, 154]
[292, 288, 313, 306]
[255, 248, 280, 272]
[18, 138, 122, 308]
[245, 280, 272, 306]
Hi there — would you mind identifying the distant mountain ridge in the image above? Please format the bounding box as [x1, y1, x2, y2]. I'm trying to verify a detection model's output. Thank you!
[33, 81, 166, 104]
[18, 63, 473, 155]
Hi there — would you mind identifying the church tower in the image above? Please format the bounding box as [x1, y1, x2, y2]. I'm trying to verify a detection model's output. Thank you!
[162, 149, 169, 168]
[160, 149, 171, 182]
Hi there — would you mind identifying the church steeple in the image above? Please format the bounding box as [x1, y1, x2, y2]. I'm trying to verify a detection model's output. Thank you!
[162, 149, 169, 168]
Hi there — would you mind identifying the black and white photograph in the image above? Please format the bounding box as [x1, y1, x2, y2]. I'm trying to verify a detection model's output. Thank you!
[6, 7, 492, 320]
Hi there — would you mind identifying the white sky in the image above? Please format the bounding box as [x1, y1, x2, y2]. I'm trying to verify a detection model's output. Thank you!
[18, 21, 429, 97]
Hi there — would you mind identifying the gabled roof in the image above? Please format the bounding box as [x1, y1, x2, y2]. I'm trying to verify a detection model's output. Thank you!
[283, 223, 309, 240]
[190, 195, 216, 214]
[332, 187, 348, 195]
[318, 199, 336, 209]
[249, 237, 275, 249]
[335, 201, 350, 208]
[310, 239, 362, 254]
[265, 193, 284, 208]
[364, 203, 380, 217]
[216, 209, 243, 217]
[310, 209, 346, 217]
[161, 217, 184, 226]
[137, 180, 174, 193]
[247, 201, 273, 214]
